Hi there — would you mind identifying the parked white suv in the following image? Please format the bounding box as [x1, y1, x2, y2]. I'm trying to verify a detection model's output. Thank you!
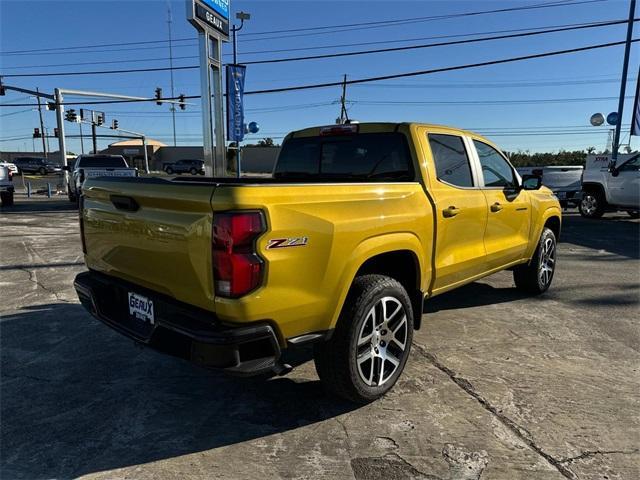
[581, 154, 640, 218]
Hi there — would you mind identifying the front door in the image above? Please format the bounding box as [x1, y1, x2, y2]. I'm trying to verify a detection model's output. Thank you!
[424, 132, 488, 292]
[608, 155, 640, 207]
[471, 139, 531, 268]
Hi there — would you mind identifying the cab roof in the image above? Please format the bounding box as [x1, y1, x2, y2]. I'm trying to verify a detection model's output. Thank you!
[287, 122, 483, 140]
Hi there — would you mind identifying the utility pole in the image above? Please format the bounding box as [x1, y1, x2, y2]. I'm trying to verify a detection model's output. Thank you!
[36, 88, 47, 158]
[168, 4, 177, 146]
[338, 74, 349, 124]
[612, 0, 636, 164]
[91, 122, 97, 153]
[79, 122, 85, 154]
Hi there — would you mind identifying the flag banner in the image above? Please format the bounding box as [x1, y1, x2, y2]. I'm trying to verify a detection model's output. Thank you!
[632, 74, 640, 136]
[226, 64, 246, 143]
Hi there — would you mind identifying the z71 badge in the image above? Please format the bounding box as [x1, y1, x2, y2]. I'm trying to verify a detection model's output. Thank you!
[266, 237, 309, 249]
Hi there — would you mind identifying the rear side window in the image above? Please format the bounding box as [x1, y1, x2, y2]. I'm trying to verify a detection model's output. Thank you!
[275, 132, 414, 181]
[473, 140, 516, 187]
[428, 134, 474, 187]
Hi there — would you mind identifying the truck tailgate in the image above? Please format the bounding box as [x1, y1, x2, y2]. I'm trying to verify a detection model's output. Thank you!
[82, 178, 216, 312]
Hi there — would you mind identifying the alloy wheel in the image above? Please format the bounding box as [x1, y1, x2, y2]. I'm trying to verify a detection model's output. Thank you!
[581, 195, 597, 216]
[538, 236, 556, 287]
[356, 296, 408, 386]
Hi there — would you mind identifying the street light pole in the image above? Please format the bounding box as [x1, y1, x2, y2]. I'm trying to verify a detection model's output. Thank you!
[231, 12, 250, 65]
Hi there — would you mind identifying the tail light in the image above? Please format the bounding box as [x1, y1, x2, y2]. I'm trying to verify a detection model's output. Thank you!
[212, 211, 265, 298]
[79, 195, 87, 254]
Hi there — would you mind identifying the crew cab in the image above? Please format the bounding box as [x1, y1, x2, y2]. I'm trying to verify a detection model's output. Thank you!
[74, 123, 561, 403]
[580, 153, 640, 218]
[66, 154, 137, 202]
[0, 165, 14, 207]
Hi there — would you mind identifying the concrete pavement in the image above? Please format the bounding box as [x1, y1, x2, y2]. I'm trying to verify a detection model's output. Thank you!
[1, 198, 638, 479]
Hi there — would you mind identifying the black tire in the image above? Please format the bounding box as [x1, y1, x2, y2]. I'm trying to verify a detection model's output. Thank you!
[626, 210, 640, 219]
[513, 227, 557, 295]
[190, 168, 198, 175]
[165, 167, 174, 175]
[1, 191, 14, 207]
[38, 167, 47, 176]
[579, 190, 605, 218]
[314, 274, 414, 403]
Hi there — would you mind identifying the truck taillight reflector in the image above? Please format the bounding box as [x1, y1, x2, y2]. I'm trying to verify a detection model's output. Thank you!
[212, 212, 265, 298]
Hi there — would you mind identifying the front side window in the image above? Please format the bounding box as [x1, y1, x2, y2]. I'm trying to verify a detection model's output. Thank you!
[428, 134, 474, 188]
[618, 155, 639, 172]
[474, 140, 516, 188]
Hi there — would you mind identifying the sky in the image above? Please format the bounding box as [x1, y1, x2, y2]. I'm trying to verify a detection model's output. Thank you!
[0, 0, 639, 155]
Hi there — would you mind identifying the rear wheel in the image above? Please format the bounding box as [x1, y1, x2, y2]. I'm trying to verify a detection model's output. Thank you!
[38, 167, 47, 176]
[513, 227, 556, 294]
[165, 167, 174, 175]
[579, 190, 605, 218]
[626, 210, 640, 219]
[314, 275, 413, 403]
[190, 168, 198, 175]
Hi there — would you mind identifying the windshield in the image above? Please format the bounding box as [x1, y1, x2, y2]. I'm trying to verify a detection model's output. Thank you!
[77, 156, 128, 168]
[275, 132, 414, 181]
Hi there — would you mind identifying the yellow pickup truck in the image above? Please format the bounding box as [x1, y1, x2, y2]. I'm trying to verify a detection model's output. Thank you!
[74, 122, 561, 403]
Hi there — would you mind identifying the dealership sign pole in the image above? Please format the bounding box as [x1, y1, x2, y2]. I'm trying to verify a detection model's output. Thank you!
[187, 0, 230, 177]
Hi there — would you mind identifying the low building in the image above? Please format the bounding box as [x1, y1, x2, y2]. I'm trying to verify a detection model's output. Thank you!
[99, 139, 165, 171]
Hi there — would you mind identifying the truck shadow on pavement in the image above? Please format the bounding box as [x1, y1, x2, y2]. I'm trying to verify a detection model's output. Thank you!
[560, 213, 639, 259]
[0, 303, 358, 479]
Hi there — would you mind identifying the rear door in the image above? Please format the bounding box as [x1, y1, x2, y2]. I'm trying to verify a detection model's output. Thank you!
[423, 131, 488, 291]
[470, 139, 531, 268]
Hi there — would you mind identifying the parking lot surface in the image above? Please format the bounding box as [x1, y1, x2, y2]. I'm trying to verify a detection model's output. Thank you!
[1, 198, 638, 480]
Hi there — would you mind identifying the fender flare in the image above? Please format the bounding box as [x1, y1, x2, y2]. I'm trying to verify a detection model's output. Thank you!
[327, 232, 427, 330]
[525, 206, 562, 260]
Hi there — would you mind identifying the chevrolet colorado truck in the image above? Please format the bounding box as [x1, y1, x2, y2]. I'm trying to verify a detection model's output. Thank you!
[74, 123, 561, 403]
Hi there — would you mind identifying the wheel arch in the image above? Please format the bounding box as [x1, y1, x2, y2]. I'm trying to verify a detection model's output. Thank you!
[330, 234, 427, 332]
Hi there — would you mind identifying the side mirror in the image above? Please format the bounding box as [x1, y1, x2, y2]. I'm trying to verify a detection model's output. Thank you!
[522, 174, 542, 190]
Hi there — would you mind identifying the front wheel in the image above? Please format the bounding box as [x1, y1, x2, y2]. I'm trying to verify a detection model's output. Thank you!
[165, 167, 174, 175]
[579, 191, 605, 218]
[190, 168, 198, 175]
[513, 227, 557, 294]
[314, 275, 414, 403]
[38, 167, 47, 176]
[626, 210, 640, 219]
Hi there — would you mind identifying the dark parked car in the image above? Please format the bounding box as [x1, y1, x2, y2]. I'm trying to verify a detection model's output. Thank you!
[163, 159, 205, 175]
[13, 157, 62, 175]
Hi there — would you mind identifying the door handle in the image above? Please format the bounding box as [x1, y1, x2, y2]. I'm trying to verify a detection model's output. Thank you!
[443, 206, 461, 218]
[490, 202, 503, 212]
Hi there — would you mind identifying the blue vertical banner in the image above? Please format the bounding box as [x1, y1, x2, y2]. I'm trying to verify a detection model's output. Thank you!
[226, 64, 246, 142]
[632, 74, 640, 136]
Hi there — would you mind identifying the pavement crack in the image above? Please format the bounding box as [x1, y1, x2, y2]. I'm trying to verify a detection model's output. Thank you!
[558, 448, 639, 465]
[412, 342, 579, 480]
[17, 267, 71, 303]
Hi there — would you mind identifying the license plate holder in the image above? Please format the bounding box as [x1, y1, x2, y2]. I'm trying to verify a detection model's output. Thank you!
[128, 292, 155, 325]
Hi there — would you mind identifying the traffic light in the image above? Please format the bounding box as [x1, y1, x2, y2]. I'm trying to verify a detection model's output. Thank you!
[0, 83, 5, 96]
[33, 128, 41, 138]
[111, 119, 119, 130]
[95, 112, 104, 126]
[53, 128, 59, 138]
[65, 109, 78, 122]
[155, 87, 163, 105]
[178, 94, 186, 110]
[47, 102, 57, 111]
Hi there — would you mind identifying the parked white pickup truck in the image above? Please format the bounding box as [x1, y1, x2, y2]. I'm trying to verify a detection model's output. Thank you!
[580, 154, 640, 218]
[517, 165, 583, 208]
[66, 154, 137, 202]
[0, 165, 15, 207]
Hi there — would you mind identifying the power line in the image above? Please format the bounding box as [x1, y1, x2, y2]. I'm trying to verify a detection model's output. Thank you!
[2, 20, 633, 78]
[0, 0, 603, 56]
[242, 19, 636, 65]
[1, 38, 637, 104]
[353, 95, 633, 106]
[237, 0, 606, 41]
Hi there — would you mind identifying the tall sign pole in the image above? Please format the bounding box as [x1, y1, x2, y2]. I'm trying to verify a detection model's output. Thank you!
[612, 0, 636, 165]
[187, 0, 230, 177]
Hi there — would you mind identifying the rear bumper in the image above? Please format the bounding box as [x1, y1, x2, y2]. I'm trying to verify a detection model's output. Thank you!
[73, 270, 282, 375]
[0, 185, 14, 193]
